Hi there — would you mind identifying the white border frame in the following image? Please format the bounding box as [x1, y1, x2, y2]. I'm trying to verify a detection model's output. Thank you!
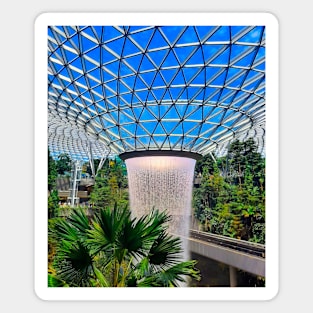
[34, 12, 279, 301]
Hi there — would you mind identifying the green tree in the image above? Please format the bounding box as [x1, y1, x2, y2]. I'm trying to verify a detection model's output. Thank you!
[90, 158, 128, 209]
[56, 153, 71, 175]
[48, 149, 59, 218]
[193, 139, 265, 243]
[48, 206, 200, 287]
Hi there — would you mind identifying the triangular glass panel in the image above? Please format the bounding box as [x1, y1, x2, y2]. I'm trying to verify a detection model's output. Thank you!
[185, 107, 202, 122]
[90, 26, 103, 43]
[85, 46, 101, 64]
[193, 88, 205, 101]
[187, 87, 202, 101]
[139, 108, 156, 121]
[119, 62, 134, 77]
[102, 26, 123, 42]
[132, 106, 144, 120]
[202, 44, 225, 64]
[176, 26, 199, 45]
[153, 122, 165, 135]
[105, 61, 120, 77]
[140, 71, 156, 87]
[195, 26, 217, 42]
[134, 76, 147, 90]
[234, 49, 257, 67]
[160, 68, 178, 85]
[141, 121, 157, 134]
[170, 135, 183, 148]
[162, 50, 178, 68]
[177, 88, 188, 102]
[63, 47, 78, 64]
[80, 32, 98, 52]
[206, 108, 225, 124]
[161, 137, 171, 149]
[171, 69, 186, 86]
[184, 121, 200, 135]
[119, 111, 134, 125]
[188, 124, 202, 136]
[135, 89, 149, 103]
[101, 46, 119, 64]
[199, 123, 216, 137]
[146, 91, 157, 104]
[183, 67, 200, 84]
[88, 68, 101, 82]
[230, 44, 252, 64]
[171, 123, 184, 135]
[152, 71, 166, 88]
[119, 126, 132, 138]
[183, 104, 199, 118]
[182, 135, 196, 148]
[118, 80, 131, 94]
[140, 55, 156, 72]
[137, 135, 151, 148]
[218, 88, 236, 104]
[210, 47, 231, 65]
[163, 105, 179, 120]
[186, 47, 204, 66]
[253, 46, 265, 64]
[130, 28, 154, 51]
[173, 45, 196, 65]
[237, 26, 264, 44]
[125, 137, 136, 150]
[209, 69, 227, 86]
[169, 87, 183, 100]
[106, 80, 118, 93]
[160, 26, 185, 45]
[161, 121, 178, 135]
[154, 135, 167, 147]
[123, 37, 142, 56]
[243, 76, 264, 92]
[158, 104, 171, 119]
[105, 37, 125, 56]
[152, 88, 166, 100]
[123, 75, 136, 90]
[160, 89, 172, 102]
[230, 26, 247, 40]
[207, 26, 230, 42]
[189, 68, 205, 85]
[146, 49, 168, 68]
[148, 28, 169, 50]
[95, 100, 106, 112]
[135, 124, 148, 136]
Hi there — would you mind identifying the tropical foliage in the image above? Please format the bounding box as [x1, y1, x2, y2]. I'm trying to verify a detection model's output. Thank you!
[193, 139, 265, 244]
[90, 157, 128, 210]
[48, 149, 59, 218]
[48, 206, 200, 287]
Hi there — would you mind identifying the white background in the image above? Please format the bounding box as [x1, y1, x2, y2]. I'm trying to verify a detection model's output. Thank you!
[0, 0, 310, 311]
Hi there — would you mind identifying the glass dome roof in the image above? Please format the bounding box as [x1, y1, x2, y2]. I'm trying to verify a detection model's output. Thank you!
[48, 25, 265, 158]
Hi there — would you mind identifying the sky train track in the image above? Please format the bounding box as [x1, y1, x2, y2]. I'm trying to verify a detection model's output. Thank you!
[189, 229, 265, 258]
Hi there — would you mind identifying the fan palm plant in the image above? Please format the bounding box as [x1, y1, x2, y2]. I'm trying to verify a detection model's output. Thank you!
[49, 205, 200, 287]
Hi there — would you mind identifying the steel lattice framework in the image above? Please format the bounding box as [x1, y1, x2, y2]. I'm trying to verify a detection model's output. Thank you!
[48, 25, 266, 159]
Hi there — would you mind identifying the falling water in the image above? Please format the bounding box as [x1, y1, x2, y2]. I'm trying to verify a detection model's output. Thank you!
[125, 156, 196, 262]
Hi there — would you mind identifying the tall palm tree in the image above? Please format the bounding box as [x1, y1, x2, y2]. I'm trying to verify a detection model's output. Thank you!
[48, 206, 200, 287]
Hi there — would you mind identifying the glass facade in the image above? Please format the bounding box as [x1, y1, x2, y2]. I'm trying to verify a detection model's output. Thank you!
[48, 25, 265, 159]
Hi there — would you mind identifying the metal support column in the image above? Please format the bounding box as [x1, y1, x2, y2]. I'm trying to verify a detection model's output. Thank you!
[229, 265, 238, 287]
[68, 160, 82, 207]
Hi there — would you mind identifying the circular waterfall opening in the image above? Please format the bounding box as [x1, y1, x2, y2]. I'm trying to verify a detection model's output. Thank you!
[124, 155, 196, 262]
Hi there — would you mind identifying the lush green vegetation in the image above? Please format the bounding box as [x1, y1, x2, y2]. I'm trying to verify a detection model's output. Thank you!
[48, 149, 59, 219]
[193, 139, 265, 244]
[89, 157, 129, 210]
[48, 206, 200, 287]
[48, 138, 265, 287]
